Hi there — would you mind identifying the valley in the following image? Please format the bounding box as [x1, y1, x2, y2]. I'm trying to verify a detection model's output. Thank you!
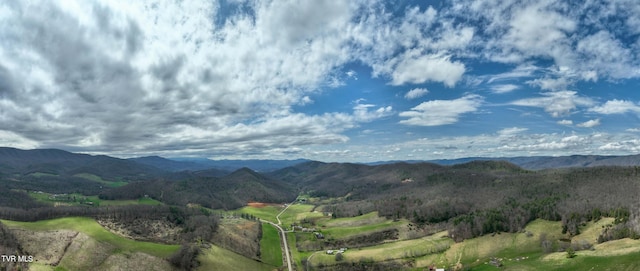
[1, 148, 640, 270]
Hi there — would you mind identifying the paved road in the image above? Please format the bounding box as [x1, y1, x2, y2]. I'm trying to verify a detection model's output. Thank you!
[262, 219, 293, 271]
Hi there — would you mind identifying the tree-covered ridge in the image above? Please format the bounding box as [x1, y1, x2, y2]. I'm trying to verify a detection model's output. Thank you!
[274, 161, 640, 242]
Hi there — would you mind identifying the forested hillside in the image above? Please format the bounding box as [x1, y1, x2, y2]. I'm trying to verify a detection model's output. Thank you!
[273, 161, 640, 242]
[99, 167, 297, 210]
[2, 148, 640, 246]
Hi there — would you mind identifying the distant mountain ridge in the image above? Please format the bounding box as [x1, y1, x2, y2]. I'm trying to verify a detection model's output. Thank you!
[0, 147, 161, 180]
[372, 155, 640, 170]
[131, 156, 311, 172]
[3, 147, 640, 174]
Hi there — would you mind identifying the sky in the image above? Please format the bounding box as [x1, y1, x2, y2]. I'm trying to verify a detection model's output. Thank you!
[1, 0, 640, 162]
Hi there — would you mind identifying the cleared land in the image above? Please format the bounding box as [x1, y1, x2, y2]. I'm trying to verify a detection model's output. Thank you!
[27, 191, 162, 207]
[73, 173, 128, 187]
[277, 204, 325, 227]
[260, 223, 283, 267]
[4, 218, 177, 271]
[237, 204, 282, 222]
[198, 244, 274, 271]
[1, 217, 179, 258]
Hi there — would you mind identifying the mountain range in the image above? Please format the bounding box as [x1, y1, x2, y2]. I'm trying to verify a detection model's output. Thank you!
[2, 147, 640, 177]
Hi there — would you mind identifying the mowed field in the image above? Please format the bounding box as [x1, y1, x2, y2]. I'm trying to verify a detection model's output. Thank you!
[237, 204, 282, 222]
[260, 223, 283, 267]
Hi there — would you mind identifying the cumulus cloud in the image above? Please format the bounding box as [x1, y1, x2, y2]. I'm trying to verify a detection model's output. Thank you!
[353, 101, 393, 122]
[577, 30, 639, 79]
[399, 95, 482, 126]
[390, 53, 466, 87]
[599, 140, 640, 152]
[511, 91, 595, 117]
[0, 0, 403, 158]
[577, 119, 601, 128]
[558, 120, 573, 126]
[404, 88, 429, 99]
[498, 127, 528, 136]
[590, 100, 640, 114]
[2, 0, 640, 161]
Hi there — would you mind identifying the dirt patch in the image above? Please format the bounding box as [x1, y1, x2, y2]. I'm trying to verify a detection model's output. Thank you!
[97, 218, 181, 244]
[247, 202, 282, 208]
[97, 251, 175, 271]
[58, 232, 115, 270]
[11, 229, 78, 265]
[247, 202, 267, 208]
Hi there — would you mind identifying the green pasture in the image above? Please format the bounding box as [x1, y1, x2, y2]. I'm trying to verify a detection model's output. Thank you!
[237, 205, 282, 222]
[278, 204, 325, 226]
[310, 231, 452, 267]
[27, 191, 162, 207]
[319, 211, 385, 227]
[321, 218, 405, 240]
[73, 173, 128, 187]
[260, 223, 283, 267]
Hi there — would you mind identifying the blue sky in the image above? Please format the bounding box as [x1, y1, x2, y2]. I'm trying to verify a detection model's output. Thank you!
[1, 0, 640, 162]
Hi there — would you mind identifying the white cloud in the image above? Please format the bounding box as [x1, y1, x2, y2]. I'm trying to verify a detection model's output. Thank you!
[404, 88, 429, 99]
[577, 119, 601, 128]
[486, 64, 538, 83]
[390, 52, 466, 87]
[557, 120, 573, 126]
[504, 2, 576, 64]
[527, 76, 572, 91]
[491, 84, 519, 94]
[590, 100, 640, 115]
[399, 95, 482, 126]
[346, 70, 357, 80]
[353, 101, 393, 122]
[511, 91, 595, 117]
[0, 130, 39, 149]
[498, 127, 528, 136]
[577, 30, 638, 79]
[2, 0, 640, 161]
[599, 140, 640, 152]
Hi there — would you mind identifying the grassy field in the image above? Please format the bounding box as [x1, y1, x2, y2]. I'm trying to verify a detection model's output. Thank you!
[232, 202, 640, 270]
[237, 205, 282, 222]
[312, 211, 407, 240]
[310, 231, 452, 266]
[29, 172, 58, 178]
[198, 244, 274, 271]
[319, 211, 385, 227]
[260, 223, 283, 267]
[73, 173, 128, 187]
[28, 191, 162, 207]
[278, 204, 325, 226]
[1, 217, 179, 258]
[300, 216, 640, 270]
[413, 218, 640, 270]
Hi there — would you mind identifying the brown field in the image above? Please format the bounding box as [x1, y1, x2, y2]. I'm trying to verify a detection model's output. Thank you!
[247, 202, 282, 208]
